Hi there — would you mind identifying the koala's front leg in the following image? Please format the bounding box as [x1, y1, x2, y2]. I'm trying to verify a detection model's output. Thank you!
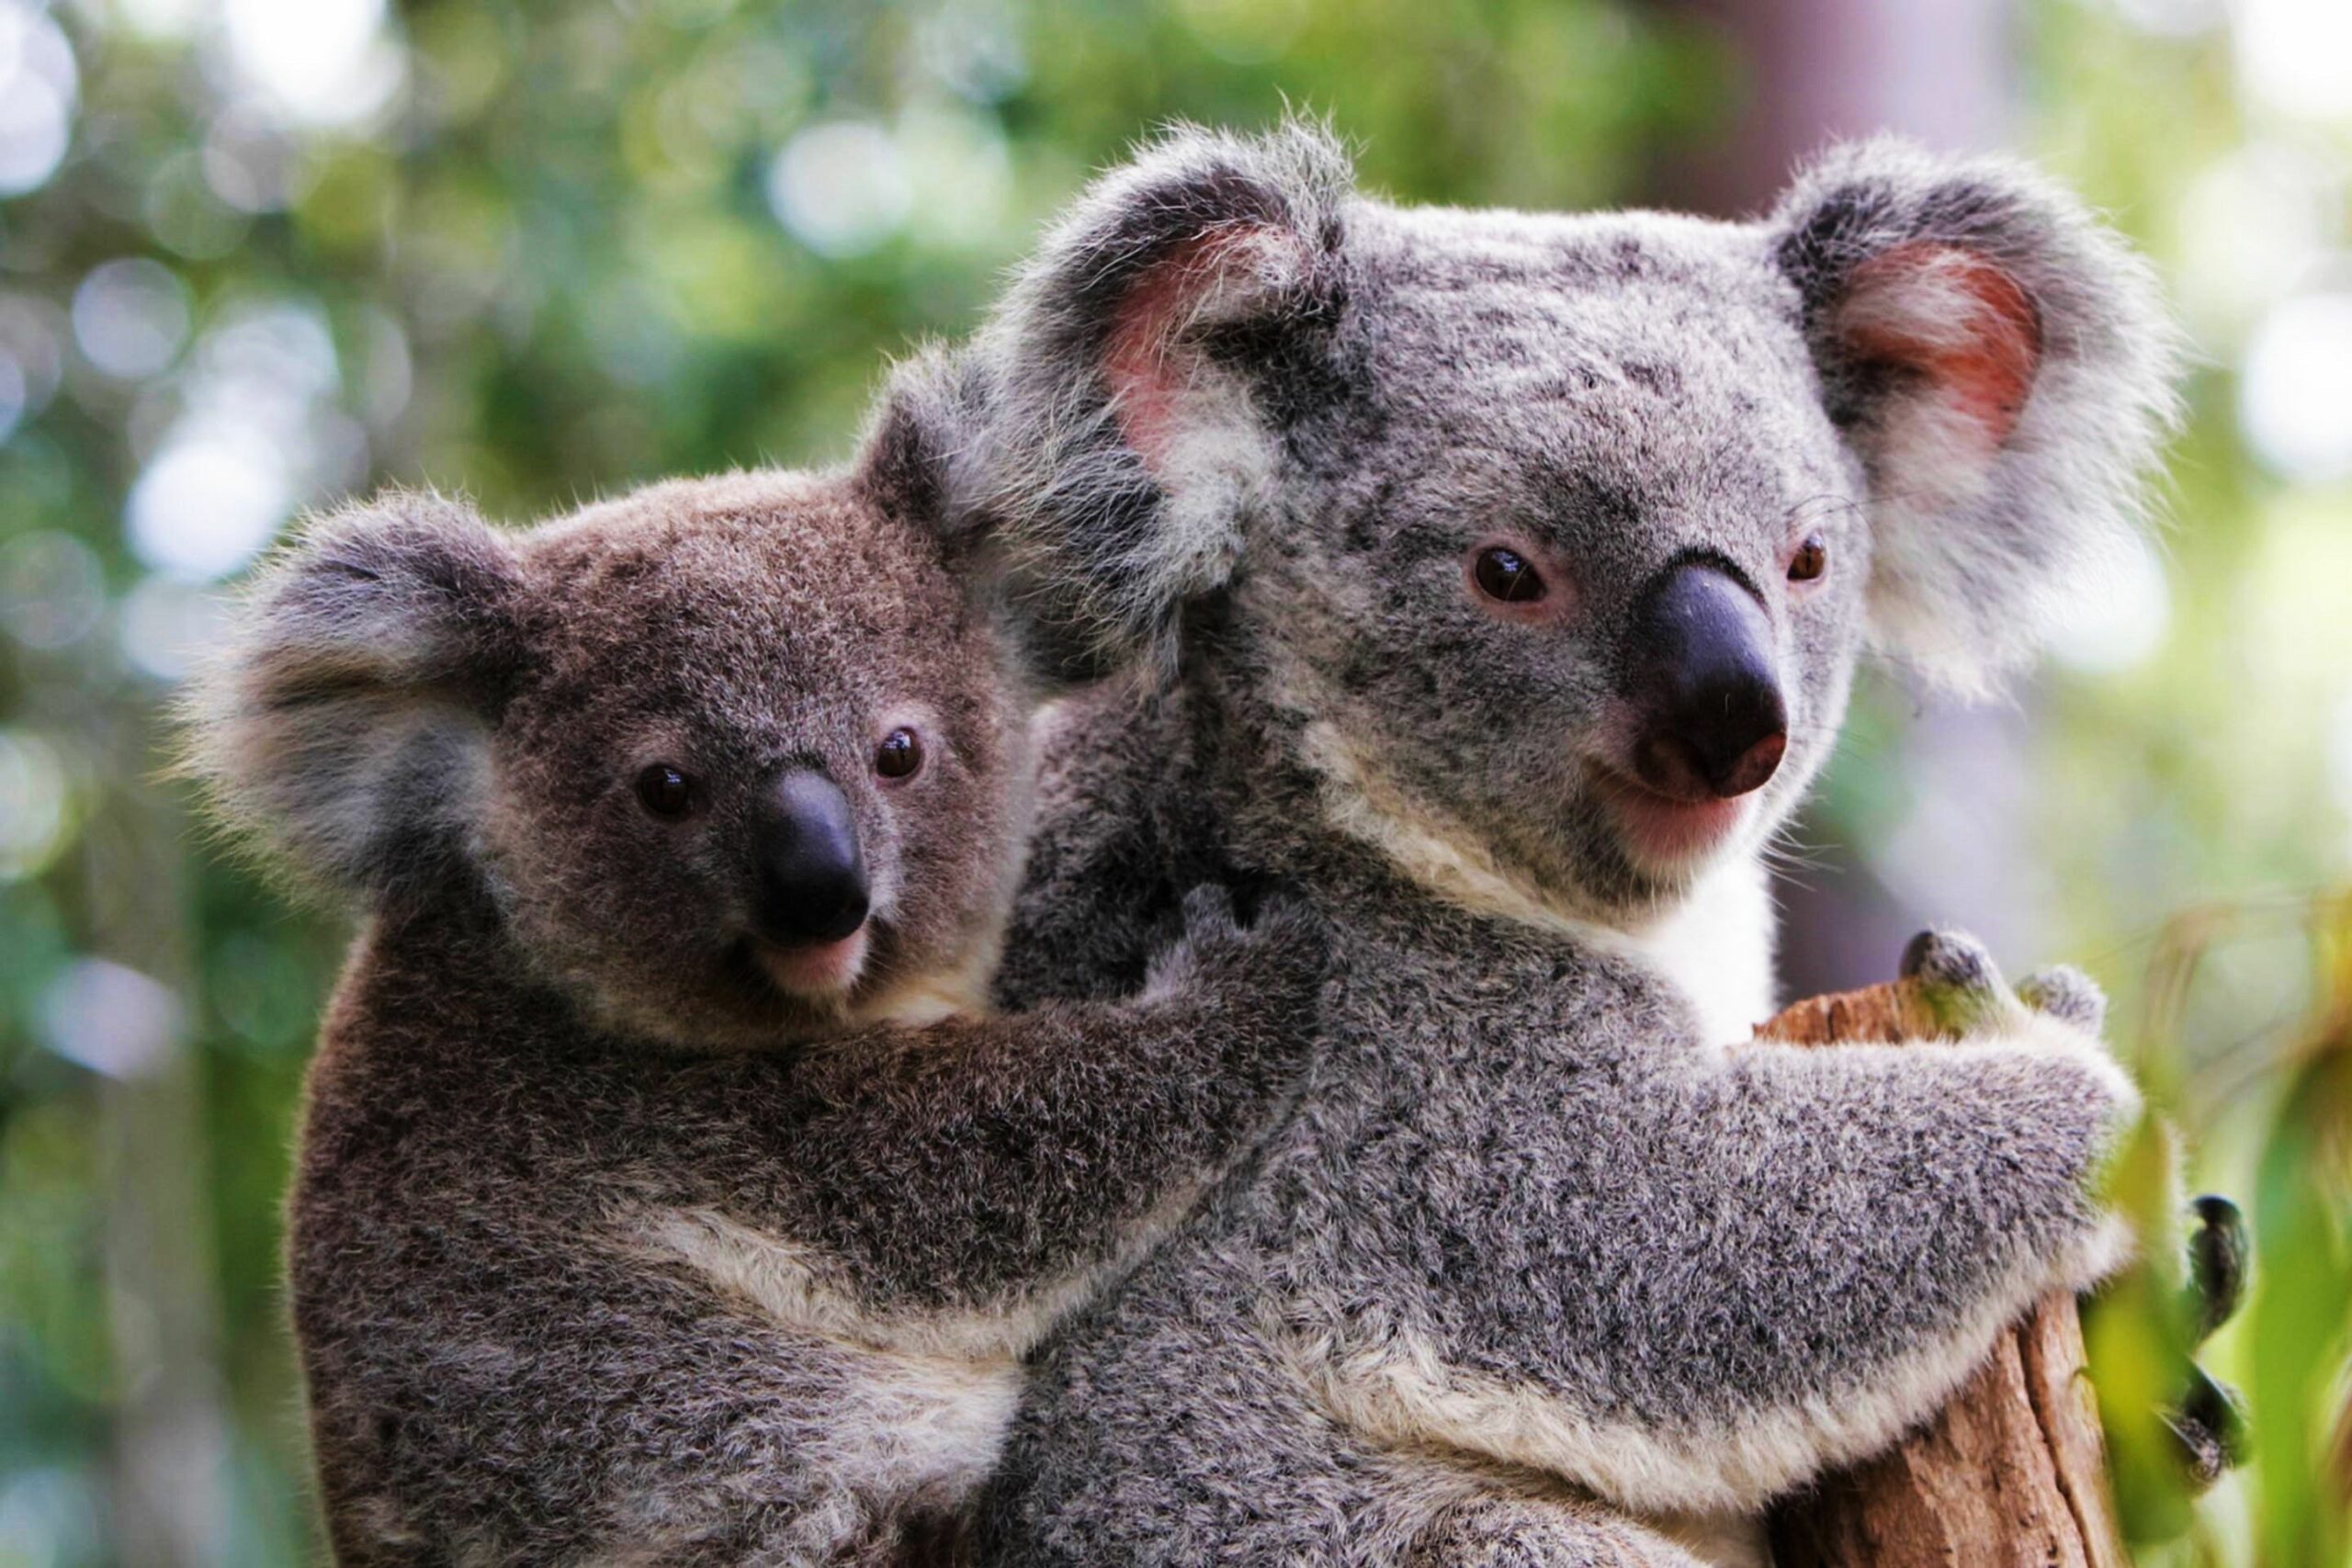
[786, 886, 1323, 1312]
[1498, 936, 2143, 1514]
[1713, 935, 2134, 1464]
[991, 684, 1191, 1011]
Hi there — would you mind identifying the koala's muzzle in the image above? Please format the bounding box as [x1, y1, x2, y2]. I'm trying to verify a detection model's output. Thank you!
[750, 770, 870, 946]
[1624, 562, 1788, 802]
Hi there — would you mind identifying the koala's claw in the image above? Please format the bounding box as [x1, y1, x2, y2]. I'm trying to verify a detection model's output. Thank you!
[2017, 964, 2107, 1033]
[1900, 929, 2014, 1033]
[2182, 1194, 2249, 1345]
[2165, 1364, 2250, 1488]
[1891, 926, 1984, 987]
[1901, 928, 1997, 988]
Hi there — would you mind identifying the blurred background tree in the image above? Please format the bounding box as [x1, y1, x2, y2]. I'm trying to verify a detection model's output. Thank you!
[0, 0, 2346, 1562]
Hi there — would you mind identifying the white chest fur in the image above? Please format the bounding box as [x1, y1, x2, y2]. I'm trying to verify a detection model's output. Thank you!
[1625, 853, 1780, 1045]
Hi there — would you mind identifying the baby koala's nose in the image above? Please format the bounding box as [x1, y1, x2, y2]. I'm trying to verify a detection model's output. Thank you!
[750, 769, 870, 947]
[1624, 560, 1789, 803]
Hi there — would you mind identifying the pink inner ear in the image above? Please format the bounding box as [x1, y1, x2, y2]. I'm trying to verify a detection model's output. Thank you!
[1102, 227, 1261, 475]
[1838, 243, 2043, 449]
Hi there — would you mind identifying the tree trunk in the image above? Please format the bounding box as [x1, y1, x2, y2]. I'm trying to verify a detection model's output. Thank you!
[1756, 980, 2128, 1568]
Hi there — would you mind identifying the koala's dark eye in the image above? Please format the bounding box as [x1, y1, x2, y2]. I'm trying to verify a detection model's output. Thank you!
[635, 763, 695, 819]
[875, 728, 923, 781]
[1472, 546, 1546, 604]
[1788, 535, 1829, 584]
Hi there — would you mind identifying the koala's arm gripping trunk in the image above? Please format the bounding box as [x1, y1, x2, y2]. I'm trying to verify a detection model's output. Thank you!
[1758, 979, 2127, 1568]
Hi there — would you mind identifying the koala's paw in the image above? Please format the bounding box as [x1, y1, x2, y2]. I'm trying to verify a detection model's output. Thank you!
[1147, 884, 1325, 1015]
[1178, 882, 1247, 945]
[2165, 1363, 2252, 1489]
[1900, 928, 2017, 1035]
[1904, 932, 2138, 1126]
[2018, 964, 2108, 1033]
[2182, 1193, 2250, 1346]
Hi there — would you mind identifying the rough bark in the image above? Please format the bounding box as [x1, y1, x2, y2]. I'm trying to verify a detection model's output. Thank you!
[1758, 979, 2128, 1568]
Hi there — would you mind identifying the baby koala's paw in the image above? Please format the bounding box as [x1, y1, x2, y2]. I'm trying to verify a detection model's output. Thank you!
[1146, 884, 1328, 1021]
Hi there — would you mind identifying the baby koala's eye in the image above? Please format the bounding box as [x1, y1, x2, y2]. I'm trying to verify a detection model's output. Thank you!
[1472, 545, 1546, 604]
[875, 728, 923, 781]
[1788, 535, 1829, 584]
[635, 763, 695, 819]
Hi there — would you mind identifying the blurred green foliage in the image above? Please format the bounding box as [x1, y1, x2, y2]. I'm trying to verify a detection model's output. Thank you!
[0, 0, 2346, 1563]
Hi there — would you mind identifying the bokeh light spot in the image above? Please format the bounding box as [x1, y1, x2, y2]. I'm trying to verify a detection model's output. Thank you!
[0, 728, 74, 882]
[38, 958, 186, 1080]
[221, 0, 404, 130]
[0, 1, 76, 197]
[2240, 292, 2352, 483]
[0, 67, 70, 196]
[2173, 144, 2330, 334]
[2233, 0, 2352, 120]
[2048, 531, 2174, 676]
[766, 120, 912, 258]
[0, 1468, 104, 1568]
[120, 575, 230, 683]
[899, 107, 1012, 250]
[0, 350, 24, 444]
[126, 429, 293, 582]
[71, 259, 192, 381]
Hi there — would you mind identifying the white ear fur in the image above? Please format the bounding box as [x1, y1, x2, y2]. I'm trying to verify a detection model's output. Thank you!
[183, 492, 523, 901]
[975, 119, 1352, 679]
[1774, 139, 2181, 695]
[1095, 223, 1317, 653]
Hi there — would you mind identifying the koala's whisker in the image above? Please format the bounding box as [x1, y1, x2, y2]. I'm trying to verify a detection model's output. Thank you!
[1783, 492, 1865, 529]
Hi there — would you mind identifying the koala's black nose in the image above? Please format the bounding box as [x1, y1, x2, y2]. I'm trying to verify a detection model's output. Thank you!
[750, 770, 870, 946]
[1624, 562, 1788, 802]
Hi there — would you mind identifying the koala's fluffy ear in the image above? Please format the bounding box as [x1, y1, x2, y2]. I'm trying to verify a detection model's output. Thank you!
[185, 492, 526, 903]
[974, 119, 1353, 677]
[853, 344, 986, 551]
[1771, 139, 2180, 694]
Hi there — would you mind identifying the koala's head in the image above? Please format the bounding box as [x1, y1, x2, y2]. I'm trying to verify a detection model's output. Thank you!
[976, 124, 2176, 920]
[191, 359, 1032, 1049]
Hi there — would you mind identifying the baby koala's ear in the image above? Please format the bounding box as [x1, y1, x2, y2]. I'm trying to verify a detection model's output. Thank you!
[970, 118, 1353, 680]
[1770, 139, 2182, 695]
[853, 344, 988, 552]
[184, 491, 526, 904]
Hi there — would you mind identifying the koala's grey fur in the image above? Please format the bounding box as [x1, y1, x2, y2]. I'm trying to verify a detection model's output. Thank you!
[187, 359, 1322, 1565]
[967, 124, 2176, 1564]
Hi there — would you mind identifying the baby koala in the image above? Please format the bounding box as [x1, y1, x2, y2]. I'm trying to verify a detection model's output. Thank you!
[187, 361, 1322, 1566]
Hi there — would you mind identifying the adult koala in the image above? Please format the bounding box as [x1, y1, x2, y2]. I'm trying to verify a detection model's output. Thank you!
[969, 125, 2178, 1564]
